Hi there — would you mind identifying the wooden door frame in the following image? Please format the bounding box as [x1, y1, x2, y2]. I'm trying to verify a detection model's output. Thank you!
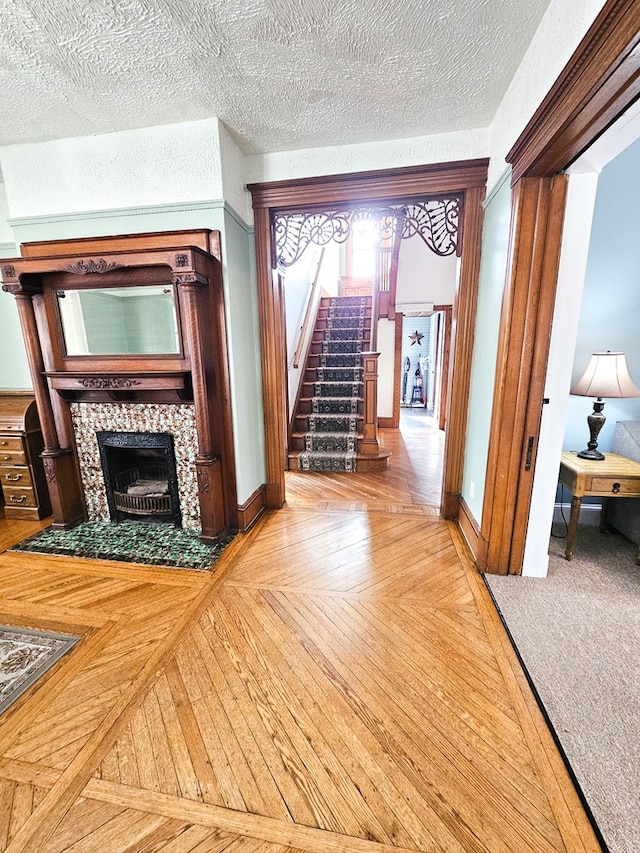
[433, 305, 452, 432]
[248, 161, 488, 514]
[480, 0, 640, 574]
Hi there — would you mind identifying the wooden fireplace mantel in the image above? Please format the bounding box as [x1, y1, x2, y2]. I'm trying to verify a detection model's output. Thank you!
[0, 230, 237, 542]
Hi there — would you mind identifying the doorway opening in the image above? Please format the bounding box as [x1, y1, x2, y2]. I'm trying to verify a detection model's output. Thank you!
[279, 199, 458, 502]
[248, 160, 488, 517]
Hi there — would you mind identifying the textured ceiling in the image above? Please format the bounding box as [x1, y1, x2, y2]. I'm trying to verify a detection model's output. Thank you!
[0, 0, 552, 155]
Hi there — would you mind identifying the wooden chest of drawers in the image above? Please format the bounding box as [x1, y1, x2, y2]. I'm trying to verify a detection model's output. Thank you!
[0, 393, 51, 520]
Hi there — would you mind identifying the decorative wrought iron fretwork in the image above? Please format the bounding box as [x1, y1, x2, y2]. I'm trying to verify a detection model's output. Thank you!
[64, 259, 121, 275]
[273, 199, 460, 268]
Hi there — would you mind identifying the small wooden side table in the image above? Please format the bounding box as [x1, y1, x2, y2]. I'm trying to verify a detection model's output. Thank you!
[558, 451, 640, 561]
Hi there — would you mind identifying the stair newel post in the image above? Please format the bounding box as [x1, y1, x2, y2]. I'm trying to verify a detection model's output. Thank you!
[360, 351, 382, 456]
[174, 267, 226, 543]
[2, 278, 85, 529]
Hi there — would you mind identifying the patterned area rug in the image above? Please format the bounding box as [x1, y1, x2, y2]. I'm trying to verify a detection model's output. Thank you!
[0, 626, 78, 714]
[9, 520, 237, 571]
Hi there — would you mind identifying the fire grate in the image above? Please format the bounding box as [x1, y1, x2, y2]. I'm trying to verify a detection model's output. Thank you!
[113, 465, 172, 518]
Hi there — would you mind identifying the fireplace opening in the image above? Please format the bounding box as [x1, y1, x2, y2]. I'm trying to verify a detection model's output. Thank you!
[96, 431, 182, 528]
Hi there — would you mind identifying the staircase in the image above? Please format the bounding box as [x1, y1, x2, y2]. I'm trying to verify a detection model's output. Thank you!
[289, 295, 389, 473]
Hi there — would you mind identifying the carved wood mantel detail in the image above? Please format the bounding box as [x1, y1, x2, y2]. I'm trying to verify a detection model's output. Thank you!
[64, 259, 121, 275]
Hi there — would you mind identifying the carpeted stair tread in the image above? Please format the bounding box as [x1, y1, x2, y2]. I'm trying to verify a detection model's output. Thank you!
[302, 431, 358, 452]
[298, 450, 357, 472]
[310, 398, 360, 415]
[306, 413, 360, 433]
[318, 353, 363, 368]
[316, 367, 363, 381]
[313, 381, 363, 396]
[296, 295, 369, 472]
[322, 327, 366, 340]
[321, 339, 364, 354]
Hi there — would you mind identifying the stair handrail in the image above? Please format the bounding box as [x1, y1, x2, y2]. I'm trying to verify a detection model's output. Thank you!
[387, 225, 403, 318]
[292, 248, 326, 369]
[370, 253, 380, 351]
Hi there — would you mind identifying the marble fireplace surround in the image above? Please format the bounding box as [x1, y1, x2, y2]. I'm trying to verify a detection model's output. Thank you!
[70, 402, 201, 532]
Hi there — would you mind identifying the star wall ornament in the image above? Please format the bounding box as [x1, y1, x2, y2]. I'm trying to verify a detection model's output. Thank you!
[409, 330, 424, 346]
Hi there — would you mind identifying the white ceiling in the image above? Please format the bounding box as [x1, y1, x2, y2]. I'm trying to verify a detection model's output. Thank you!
[0, 0, 553, 155]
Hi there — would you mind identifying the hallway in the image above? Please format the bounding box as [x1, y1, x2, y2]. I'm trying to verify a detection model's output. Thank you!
[286, 407, 444, 512]
[0, 445, 601, 851]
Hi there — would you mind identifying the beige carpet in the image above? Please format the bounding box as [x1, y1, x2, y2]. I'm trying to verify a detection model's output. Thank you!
[486, 525, 640, 853]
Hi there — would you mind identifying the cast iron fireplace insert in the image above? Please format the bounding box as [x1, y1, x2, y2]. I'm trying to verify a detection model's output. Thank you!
[96, 431, 182, 528]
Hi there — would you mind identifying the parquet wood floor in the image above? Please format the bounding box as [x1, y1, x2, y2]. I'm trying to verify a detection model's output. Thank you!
[0, 419, 601, 852]
[285, 408, 444, 514]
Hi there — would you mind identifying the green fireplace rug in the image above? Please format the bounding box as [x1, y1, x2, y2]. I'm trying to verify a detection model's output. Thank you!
[9, 520, 237, 571]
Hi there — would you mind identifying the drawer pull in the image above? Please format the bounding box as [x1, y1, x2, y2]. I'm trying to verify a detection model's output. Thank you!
[2, 455, 10, 461]
[0, 440, 7, 446]
[5, 473, 22, 481]
[9, 495, 27, 503]
[612, 482, 621, 494]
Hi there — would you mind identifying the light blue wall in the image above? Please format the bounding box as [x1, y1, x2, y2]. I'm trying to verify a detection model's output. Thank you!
[564, 138, 640, 454]
[221, 208, 265, 502]
[0, 291, 32, 389]
[461, 170, 512, 522]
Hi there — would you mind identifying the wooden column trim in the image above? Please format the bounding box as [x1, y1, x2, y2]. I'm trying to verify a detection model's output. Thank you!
[391, 316, 403, 428]
[4, 285, 85, 529]
[436, 305, 452, 433]
[442, 185, 486, 519]
[480, 175, 568, 575]
[254, 208, 287, 508]
[9, 289, 59, 452]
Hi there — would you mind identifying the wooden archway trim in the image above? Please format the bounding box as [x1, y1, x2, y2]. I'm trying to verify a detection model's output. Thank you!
[481, 0, 640, 574]
[507, 0, 640, 184]
[248, 160, 488, 513]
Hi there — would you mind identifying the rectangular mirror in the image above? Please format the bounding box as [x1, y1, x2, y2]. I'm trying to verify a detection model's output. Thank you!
[58, 286, 181, 356]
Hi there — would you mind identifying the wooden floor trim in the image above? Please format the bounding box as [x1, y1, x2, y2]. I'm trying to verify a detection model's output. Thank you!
[81, 778, 423, 853]
[237, 484, 267, 531]
[449, 523, 601, 853]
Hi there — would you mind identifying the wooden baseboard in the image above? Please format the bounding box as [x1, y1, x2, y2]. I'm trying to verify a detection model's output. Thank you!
[236, 485, 267, 532]
[442, 489, 460, 520]
[378, 416, 395, 429]
[458, 496, 485, 568]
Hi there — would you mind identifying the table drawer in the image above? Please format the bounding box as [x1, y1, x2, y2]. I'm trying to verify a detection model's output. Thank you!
[0, 435, 23, 452]
[590, 476, 640, 495]
[1, 466, 33, 487]
[3, 486, 37, 508]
